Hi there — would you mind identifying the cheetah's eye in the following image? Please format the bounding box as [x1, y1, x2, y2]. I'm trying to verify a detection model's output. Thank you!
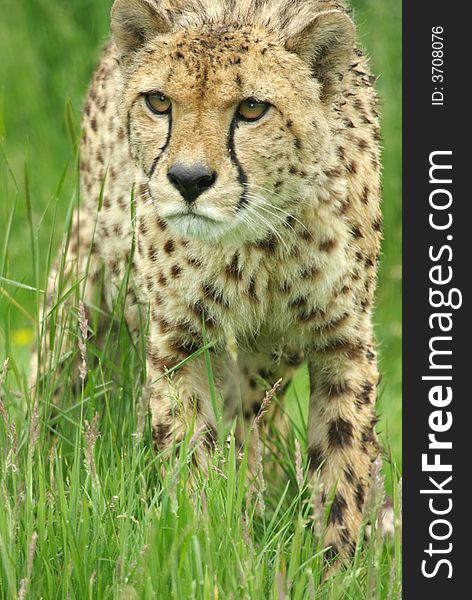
[144, 92, 172, 115]
[237, 98, 270, 122]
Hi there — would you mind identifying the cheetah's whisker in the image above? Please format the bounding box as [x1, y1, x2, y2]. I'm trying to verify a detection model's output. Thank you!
[243, 193, 296, 229]
[243, 204, 288, 250]
[246, 198, 297, 233]
[244, 185, 310, 232]
[125, 189, 150, 212]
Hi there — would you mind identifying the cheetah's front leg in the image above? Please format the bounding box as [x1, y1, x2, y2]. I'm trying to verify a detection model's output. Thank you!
[307, 327, 380, 561]
[146, 322, 232, 461]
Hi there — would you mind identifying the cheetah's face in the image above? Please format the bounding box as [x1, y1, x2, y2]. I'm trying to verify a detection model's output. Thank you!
[113, 2, 355, 243]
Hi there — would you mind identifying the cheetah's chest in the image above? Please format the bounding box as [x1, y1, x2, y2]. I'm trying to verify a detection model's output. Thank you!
[135, 216, 350, 344]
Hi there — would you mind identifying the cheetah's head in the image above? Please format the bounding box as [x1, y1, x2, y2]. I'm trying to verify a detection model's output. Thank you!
[112, 0, 355, 243]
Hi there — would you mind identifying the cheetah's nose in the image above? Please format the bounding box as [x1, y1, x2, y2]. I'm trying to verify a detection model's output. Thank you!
[167, 163, 217, 205]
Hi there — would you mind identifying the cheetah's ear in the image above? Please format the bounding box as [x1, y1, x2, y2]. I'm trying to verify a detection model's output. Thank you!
[111, 0, 172, 64]
[285, 10, 356, 103]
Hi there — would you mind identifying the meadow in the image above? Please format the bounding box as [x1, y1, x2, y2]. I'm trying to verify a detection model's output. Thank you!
[0, 0, 402, 597]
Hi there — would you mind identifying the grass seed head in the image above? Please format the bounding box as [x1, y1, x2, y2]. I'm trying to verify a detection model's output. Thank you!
[78, 300, 88, 382]
[254, 378, 282, 427]
[309, 479, 326, 541]
[294, 438, 304, 493]
[366, 455, 386, 518]
[17, 531, 38, 600]
[84, 412, 101, 481]
[28, 401, 40, 460]
[0, 358, 19, 471]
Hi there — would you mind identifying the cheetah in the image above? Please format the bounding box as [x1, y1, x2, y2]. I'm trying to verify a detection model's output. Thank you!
[34, 0, 383, 560]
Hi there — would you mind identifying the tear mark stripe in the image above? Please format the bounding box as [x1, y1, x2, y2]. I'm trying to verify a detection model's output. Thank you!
[148, 113, 173, 179]
[228, 117, 249, 211]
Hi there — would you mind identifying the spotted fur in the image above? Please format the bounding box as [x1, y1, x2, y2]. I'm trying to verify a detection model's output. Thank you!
[34, 0, 383, 560]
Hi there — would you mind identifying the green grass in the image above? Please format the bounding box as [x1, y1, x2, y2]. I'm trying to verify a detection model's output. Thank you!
[0, 0, 402, 597]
